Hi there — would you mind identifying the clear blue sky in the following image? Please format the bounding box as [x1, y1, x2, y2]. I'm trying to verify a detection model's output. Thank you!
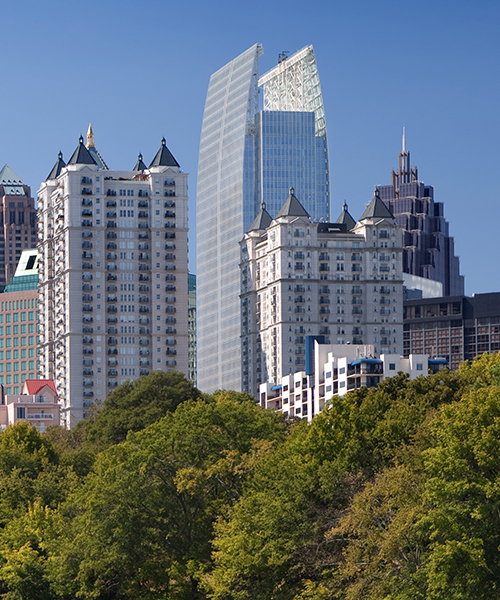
[1, 0, 498, 295]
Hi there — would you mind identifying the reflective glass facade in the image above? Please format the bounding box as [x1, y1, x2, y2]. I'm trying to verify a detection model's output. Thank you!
[254, 111, 329, 222]
[197, 45, 330, 394]
[197, 45, 261, 393]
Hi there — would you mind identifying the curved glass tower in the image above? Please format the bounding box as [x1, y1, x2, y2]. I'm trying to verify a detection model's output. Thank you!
[197, 44, 330, 393]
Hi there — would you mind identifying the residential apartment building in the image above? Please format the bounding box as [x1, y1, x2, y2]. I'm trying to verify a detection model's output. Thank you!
[0, 165, 37, 288]
[376, 135, 464, 296]
[197, 44, 330, 393]
[38, 131, 188, 427]
[259, 341, 447, 421]
[240, 188, 404, 396]
[403, 292, 500, 370]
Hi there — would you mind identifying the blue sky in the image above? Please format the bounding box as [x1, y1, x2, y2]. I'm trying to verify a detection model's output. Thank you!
[1, 0, 499, 294]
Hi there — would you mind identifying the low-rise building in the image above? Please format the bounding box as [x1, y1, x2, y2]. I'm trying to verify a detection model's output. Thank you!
[259, 340, 447, 421]
[0, 379, 60, 431]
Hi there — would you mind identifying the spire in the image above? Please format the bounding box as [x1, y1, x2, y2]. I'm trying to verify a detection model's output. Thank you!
[359, 189, 394, 221]
[133, 152, 147, 172]
[402, 126, 406, 153]
[86, 124, 95, 148]
[149, 137, 180, 168]
[275, 186, 310, 218]
[46, 151, 66, 180]
[335, 201, 356, 230]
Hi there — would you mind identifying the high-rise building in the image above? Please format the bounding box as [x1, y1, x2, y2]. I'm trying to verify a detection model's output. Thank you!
[240, 189, 404, 396]
[0, 249, 39, 394]
[197, 44, 330, 393]
[38, 130, 188, 427]
[376, 135, 464, 296]
[0, 165, 37, 288]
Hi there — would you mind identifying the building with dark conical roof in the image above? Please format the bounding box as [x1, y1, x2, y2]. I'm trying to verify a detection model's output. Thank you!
[0, 165, 37, 288]
[37, 132, 189, 427]
[240, 189, 404, 397]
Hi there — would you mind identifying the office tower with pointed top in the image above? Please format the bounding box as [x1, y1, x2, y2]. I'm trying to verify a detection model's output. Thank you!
[197, 44, 330, 393]
[0, 165, 37, 288]
[38, 129, 188, 427]
[376, 137, 464, 297]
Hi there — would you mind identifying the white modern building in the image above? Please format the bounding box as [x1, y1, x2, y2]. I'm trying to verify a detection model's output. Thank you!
[240, 188, 404, 396]
[37, 127, 188, 427]
[259, 341, 447, 421]
[197, 44, 330, 393]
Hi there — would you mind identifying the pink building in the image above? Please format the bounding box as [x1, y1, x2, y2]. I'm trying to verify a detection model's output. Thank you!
[0, 379, 60, 431]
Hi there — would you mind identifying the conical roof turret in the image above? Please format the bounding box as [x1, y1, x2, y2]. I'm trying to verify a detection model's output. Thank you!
[149, 137, 180, 168]
[248, 202, 272, 232]
[359, 189, 394, 221]
[46, 152, 66, 180]
[133, 153, 147, 172]
[67, 135, 97, 166]
[275, 187, 310, 218]
[336, 201, 356, 230]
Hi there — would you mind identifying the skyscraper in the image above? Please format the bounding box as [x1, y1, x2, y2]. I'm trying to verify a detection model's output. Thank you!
[38, 130, 188, 427]
[0, 165, 37, 288]
[376, 136, 464, 297]
[197, 44, 330, 393]
[240, 189, 404, 396]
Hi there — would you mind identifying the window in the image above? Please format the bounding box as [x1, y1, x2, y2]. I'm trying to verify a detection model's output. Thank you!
[389, 363, 396, 370]
[416, 363, 423, 371]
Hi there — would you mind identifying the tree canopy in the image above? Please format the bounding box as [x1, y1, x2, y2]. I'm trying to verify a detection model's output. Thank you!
[0, 359, 498, 599]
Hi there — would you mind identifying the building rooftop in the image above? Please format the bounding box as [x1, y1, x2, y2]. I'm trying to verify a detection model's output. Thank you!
[275, 187, 310, 218]
[359, 189, 395, 221]
[0, 164, 27, 195]
[149, 138, 180, 168]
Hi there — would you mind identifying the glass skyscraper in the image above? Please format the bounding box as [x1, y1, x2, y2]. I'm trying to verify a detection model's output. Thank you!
[197, 44, 330, 393]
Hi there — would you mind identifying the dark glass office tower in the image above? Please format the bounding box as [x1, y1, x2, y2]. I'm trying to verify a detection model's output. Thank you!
[376, 137, 464, 296]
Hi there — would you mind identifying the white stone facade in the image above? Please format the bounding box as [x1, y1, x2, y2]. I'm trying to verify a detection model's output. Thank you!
[37, 145, 188, 427]
[240, 199, 404, 397]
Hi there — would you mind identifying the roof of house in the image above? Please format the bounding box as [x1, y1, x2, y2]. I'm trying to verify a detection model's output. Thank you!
[24, 380, 57, 396]
[248, 204, 273, 232]
[46, 151, 66, 180]
[336, 201, 356, 230]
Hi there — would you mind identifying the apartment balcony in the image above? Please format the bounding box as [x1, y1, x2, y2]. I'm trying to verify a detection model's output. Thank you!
[139, 317, 149, 324]
[165, 199, 175, 208]
[164, 210, 175, 218]
[107, 316, 118, 323]
[107, 295, 117, 302]
[107, 221, 117, 228]
[82, 326, 93, 333]
[81, 209, 92, 217]
[106, 199, 117, 207]
[106, 211, 117, 219]
[165, 231, 175, 239]
[82, 198, 92, 206]
[81, 176, 92, 184]
[107, 252, 117, 260]
[107, 232, 117, 239]
[138, 211, 149, 219]
[140, 369, 149, 376]
[138, 190, 149, 197]
[107, 327, 117, 334]
[81, 219, 92, 227]
[82, 304, 93, 312]
[108, 369, 118, 377]
[138, 232, 149, 239]
[83, 348, 94, 355]
[107, 306, 117, 313]
[139, 349, 150, 356]
[108, 358, 118, 366]
[139, 306, 149, 313]
[108, 348, 118, 355]
[81, 188, 93, 195]
[106, 189, 117, 196]
[138, 200, 148, 208]
[164, 190, 175, 197]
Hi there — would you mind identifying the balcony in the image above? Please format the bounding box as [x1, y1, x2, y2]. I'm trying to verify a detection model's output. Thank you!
[139, 274, 149, 281]
[108, 358, 118, 366]
[138, 232, 149, 239]
[82, 336, 93, 344]
[82, 294, 93, 302]
[107, 221, 117, 228]
[107, 327, 117, 334]
[82, 359, 93, 366]
[108, 369, 118, 377]
[107, 295, 117, 302]
[165, 221, 175, 229]
[138, 190, 149, 197]
[140, 369, 149, 376]
[139, 306, 149, 313]
[166, 349, 177, 356]
[106, 211, 117, 219]
[139, 349, 150, 356]
[82, 198, 92, 206]
[106, 189, 117, 196]
[165, 199, 175, 208]
[81, 188, 93, 195]
[139, 317, 149, 324]
[81, 209, 92, 217]
[82, 304, 93, 312]
[82, 326, 93, 334]
[139, 338, 149, 346]
[107, 316, 118, 323]
[107, 232, 117, 239]
[107, 273, 117, 281]
[83, 348, 93, 355]
[81, 176, 92, 184]
[165, 231, 175, 239]
[139, 253, 149, 261]
[108, 348, 118, 355]
[138, 222, 148, 228]
[107, 242, 117, 250]
[81, 219, 92, 227]
[106, 199, 117, 207]
[164, 190, 175, 197]
[107, 306, 117, 313]
[83, 391, 94, 398]
[82, 262, 93, 269]
[107, 252, 117, 260]
[107, 263, 117, 270]
[164, 210, 175, 218]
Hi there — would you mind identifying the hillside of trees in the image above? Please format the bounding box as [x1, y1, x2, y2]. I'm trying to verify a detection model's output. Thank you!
[0, 358, 499, 599]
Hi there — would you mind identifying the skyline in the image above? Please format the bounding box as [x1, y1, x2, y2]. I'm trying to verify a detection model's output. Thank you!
[1, 0, 499, 295]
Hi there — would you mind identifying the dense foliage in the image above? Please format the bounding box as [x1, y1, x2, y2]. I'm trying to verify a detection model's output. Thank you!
[0, 359, 499, 599]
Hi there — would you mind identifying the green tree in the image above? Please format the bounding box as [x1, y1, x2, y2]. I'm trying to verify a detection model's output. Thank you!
[84, 371, 201, 449]
[63, 393, 287, 599]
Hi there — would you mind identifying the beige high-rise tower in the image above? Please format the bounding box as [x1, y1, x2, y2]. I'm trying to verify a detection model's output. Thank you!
[38, 129, 189, 427]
